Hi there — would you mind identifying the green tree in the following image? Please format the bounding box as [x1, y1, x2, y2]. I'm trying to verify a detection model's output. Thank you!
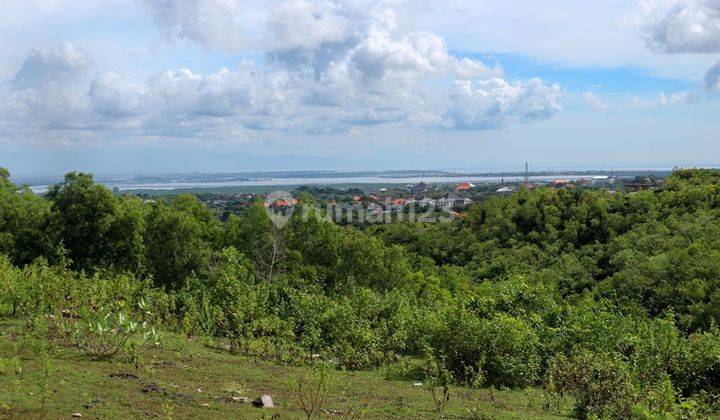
[223, 202, 286, 283]
[0, 168, 52, 265]
[46, 172, 144, 272]
[145, 197, 213, 289]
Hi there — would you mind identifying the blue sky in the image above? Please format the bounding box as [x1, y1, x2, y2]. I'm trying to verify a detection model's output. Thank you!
[473, 53, 694, 94]
[1, 0, 720, 175]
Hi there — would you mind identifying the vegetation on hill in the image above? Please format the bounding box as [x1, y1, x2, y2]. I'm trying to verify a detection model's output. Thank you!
[4, 168, 720, 417]
[0, 319, 566, 418]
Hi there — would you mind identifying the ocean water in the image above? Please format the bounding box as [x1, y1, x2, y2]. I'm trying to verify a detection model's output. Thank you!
[28, 174, 601, 194]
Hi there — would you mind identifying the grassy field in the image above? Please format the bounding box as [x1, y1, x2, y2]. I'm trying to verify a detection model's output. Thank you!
[0, 320, 570, 419]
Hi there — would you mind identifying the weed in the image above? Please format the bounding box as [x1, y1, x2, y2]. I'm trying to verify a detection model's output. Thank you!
[295, 363, 332, 419]
[39, 351, 53, 410]
[162, 398, 174, 419]
[0, 356, 22, 411]
[460, 362, 484, 400]
[422, 351, 453, 415]
[68, 308, 160, 360]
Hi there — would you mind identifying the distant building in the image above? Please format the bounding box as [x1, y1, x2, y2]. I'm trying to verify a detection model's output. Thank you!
[496, 186, 515, 193]
[623, 177, 653, 192]
[418, 197, 436, 206]
[438, 194, 472, 210]
[265, 198, 298, 207]
[455, 182, 475, 191]
[411, 182, 428, 193]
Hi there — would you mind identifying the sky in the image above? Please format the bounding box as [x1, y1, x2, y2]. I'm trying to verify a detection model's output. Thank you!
[2, 0, 720, 175]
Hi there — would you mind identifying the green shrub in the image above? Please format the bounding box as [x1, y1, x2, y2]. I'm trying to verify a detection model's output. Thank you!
[0, 356, 22, 410]
[64, 308, 160, 360]
[673, 325, 720, 395]
[428, 308, 540, 388]
[479, 313, 541, 387]
[546, 350, 637, 419]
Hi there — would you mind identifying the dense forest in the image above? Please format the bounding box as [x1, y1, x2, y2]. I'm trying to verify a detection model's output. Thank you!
[5, 168, 720, 417]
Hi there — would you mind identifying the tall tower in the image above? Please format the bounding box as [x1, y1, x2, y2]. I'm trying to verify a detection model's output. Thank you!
[524, 161, 529, 186]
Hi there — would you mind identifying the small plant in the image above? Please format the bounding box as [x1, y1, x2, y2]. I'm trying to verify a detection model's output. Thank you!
[128, 340, 144, 372]
[460, 362, 484, 400]
[137, 296, 153, 322]
[467, 406, 495, 420]
[344, 403, 366, 419]
[478, 387, 508, 419]
[77, 311, 135, 358]
[39, 351, 53, 410]
[395, 395, 407, 412]
[161, 398, 174, 419]
[385, 357, 412, 381]
[423, 351, 453, 415]
[524, 387, 573, 415]
[71, 307, 161, 359]
[0, 356, 22, 411]
[28, 316, 54, 353]
[378, 350, 401, 380]
[295, 363, 332, 420]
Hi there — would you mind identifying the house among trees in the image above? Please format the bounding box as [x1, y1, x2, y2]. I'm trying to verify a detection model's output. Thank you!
[411, 182, 428, 193]
[391, 198, 406, 207]
[265, 198, 298, 207]
[418, 197, 436, 206]
[455, 182, 475, 191]
[439, 195, 472, 210]
[623, 177, 654, 192]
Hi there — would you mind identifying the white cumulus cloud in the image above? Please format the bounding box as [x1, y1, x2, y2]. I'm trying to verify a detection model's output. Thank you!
[638, 0, 720, 54]
[583, 91, 608, 111]
[89, 72, 149, 117]
[12, 41, 89, 89]
[140, 0, 254, 51]
[444, 78, 563, 130]
[633, 1, 720, 101]
[705, 60, 720, 89]
[0, 2, 567, 145]
[631, 90, 697, 108]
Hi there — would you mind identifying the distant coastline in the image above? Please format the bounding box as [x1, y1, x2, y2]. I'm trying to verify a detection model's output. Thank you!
[16, 168, 673, 195]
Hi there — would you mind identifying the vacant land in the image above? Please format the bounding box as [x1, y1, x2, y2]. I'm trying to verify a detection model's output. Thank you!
[0, 320, 566, 419]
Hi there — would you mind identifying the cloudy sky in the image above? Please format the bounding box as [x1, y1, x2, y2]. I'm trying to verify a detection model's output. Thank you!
[2, 0, 720, 175]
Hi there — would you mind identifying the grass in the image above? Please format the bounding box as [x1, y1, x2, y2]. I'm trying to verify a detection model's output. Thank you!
[0, 319, 570, 419]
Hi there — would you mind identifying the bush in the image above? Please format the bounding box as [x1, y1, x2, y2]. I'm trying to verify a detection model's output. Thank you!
[546, 350, 637, 419]
[428, 307, 540, 388]
[673, 326, 720, 395]
[63, 308, 160, 360]
[479, 313, 541, 387]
